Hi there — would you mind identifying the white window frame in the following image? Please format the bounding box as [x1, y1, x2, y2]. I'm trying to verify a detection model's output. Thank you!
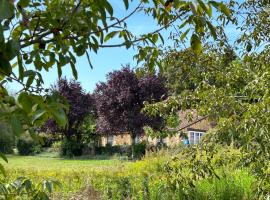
[107, 135, 114, 145]
[188, 131, 205, 145]
[135, 135, 141, 144]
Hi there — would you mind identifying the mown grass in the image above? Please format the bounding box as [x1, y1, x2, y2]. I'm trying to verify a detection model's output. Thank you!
[5, 154, 123, 170]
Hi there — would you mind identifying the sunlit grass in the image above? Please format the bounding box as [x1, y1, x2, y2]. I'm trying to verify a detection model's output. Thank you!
[2, 150, 256, 199]
[5, 154, 123, 170]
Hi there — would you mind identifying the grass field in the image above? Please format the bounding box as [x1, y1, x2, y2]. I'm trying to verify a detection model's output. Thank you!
[3, 153, 129, 199]
[4, 154, 124, 171]
[2, 151, 256, 199]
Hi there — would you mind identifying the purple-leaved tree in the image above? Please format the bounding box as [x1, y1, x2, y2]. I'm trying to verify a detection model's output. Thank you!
[43, 78, 95, 141]
[94, 67, 167, 152]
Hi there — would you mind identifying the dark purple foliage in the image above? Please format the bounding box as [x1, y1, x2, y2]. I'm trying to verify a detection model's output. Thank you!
[94, 67, 167, 140]
[43, 78, 95, 137]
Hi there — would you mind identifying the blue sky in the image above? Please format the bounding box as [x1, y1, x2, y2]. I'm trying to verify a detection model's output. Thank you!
[9, 0, 240, 94]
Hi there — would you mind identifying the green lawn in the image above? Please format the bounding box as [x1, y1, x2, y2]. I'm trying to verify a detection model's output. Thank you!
[4, 154, 124, 171]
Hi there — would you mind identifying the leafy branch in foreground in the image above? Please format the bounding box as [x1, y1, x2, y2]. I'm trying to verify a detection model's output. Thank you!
[143, 47, 270, 198]
[0, 0, 232, 92]
[0, 177, 61, 200]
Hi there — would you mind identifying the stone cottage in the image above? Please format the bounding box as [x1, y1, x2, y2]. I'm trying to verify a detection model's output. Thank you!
[100, 110, 214, 147]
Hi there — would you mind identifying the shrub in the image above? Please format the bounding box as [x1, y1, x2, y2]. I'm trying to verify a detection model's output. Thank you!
[133, 142, 146, 158]
[95, 143, 146, 159]
[96, 145, 130, 156]
[51, 141, 62, 152]
[0, 131, 15, 154]
[39, 133, 56, 147]
[17, 137, 41, 155]
[61, 138, 84, 157]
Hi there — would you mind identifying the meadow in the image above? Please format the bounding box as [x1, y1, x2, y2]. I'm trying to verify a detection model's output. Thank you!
[3, 149, 256, 200]
[4, 153, 126, 199]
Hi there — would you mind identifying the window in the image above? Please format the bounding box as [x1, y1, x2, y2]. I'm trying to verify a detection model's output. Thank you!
[188, 131, 205, 145]
[135, 135, 141, 144]
[107, 135, 114, 145]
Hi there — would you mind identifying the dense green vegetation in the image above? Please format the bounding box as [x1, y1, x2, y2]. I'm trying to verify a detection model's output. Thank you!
[4, 148, 256, 200]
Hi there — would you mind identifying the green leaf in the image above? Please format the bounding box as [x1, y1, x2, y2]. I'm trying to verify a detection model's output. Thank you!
[18, 55, 24, 80]
[0, 153, 8, 163]
[158, 33, 164, 44]
[209, 1, 230, 18]
[179, 18, 190, 29]
[57, 61, 62, 78]
[123, 0, 129, 9]
[152, 33, 159, 44]
[246, 42, 252, 52]
[11, 25, 22, 40]
[104, 0, 113, 16]
[197, 0, 209, 15]
[189, 2, 197, 15]
[70, 61, 78, 79]
[18, 92, 33, 113]
[219, 3, 231, 18]
[190, 33, 202, 54]
[17, 0, 30, 7]
[0, 56, 12, 75]
[104, 31, 118, 42]
[205, 3, 212, 17]
[51, 108, 67, 127]
[4, 39, 20, 60]
[0, 0, 14, 20]
[0, 163, 6, 176]
[26, 74, 35, 88]
[206, 21, 217, 39]
[34, 55, 43, 71]
[174, 0, 187, 9]
[86, 51, 93, 69]
[180, 28, 190, 41]
[32, 108, 46, 124]
[0, 24, 4, 46]
[10, 115, 23, 136]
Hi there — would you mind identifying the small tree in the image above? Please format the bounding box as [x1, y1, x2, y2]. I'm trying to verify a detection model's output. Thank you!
[43, 78, 95, 155]
[94, 67, 167, 157]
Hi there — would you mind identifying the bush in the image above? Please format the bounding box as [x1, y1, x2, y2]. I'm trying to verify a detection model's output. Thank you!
[51, 141, 62, 152]
[38, 133, 56, 147]
[61, 137, 84, 157]
[0, 131, 15, 153]
[17, 137, 41, 155]
[96, 145, 130, 156]
[133, 142, 146, 158]
[95, 143, 146, 158]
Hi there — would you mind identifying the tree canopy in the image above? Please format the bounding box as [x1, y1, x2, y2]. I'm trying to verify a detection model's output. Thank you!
[43, 78, 95, 138]
[94, 67, 167, 142]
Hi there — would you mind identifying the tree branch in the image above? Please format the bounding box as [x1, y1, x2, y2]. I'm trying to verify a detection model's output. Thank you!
[167, 115, 209, 133]
[98, 13, 183, 48]
[20, 2, 143, 49]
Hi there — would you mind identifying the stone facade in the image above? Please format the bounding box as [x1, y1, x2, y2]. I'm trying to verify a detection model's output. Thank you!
[100, 110, 214, 146]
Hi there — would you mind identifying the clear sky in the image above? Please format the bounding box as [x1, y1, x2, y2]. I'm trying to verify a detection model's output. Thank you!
[8, 0, 240, 94]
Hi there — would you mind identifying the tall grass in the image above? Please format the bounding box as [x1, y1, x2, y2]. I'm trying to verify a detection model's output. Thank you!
[194, 170, 255, 200]
[4, 149, 257, 199]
